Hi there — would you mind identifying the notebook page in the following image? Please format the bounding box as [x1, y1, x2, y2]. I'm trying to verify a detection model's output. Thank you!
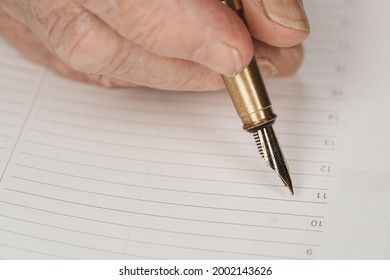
[0, 38, 47, 183]
[0, 0, 361, 259]
[318, 0, 390, 259]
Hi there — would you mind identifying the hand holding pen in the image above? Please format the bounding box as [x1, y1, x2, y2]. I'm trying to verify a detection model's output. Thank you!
[1, 0, 310, 194]
[0, 0, 309, 90]
[221, 0, 308, 194]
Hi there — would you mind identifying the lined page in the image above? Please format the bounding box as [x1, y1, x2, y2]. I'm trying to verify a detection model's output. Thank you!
[0, 37, 47, 183]
[0, 0, 355, 259]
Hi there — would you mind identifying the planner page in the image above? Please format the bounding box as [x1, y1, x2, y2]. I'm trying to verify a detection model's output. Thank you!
[0, 0, 389, 259]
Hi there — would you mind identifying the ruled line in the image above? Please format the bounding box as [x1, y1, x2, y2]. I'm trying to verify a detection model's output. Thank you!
[31, 124, 337, 142]
[31, 127, 151, 148]
[289, 158, 334, 164]
[45, 86, 234, 108]
[0, 242, 68, 259]
[25, 137, 333, 165]
[0, 201, 320, 248]
[41, 96, 339, 120]
[0, 61, 37, 73]
[44, 82, 337, 111]
[5, 188, 324, 232]
[0, 84, 29, 95]
[47, 78, 342, 106]
[10, 176, 326, 218]
[19, 150, 271, 174]
[0, 134, 11, 139]
[280, 119, 338, 126]
[26, 136, 336, 164]
[43, 94, 231, 119]
[297, 71, 346, 77]
[0, 215, 309, 259]
[268, 93, 342, 101]
[38, 105, 338, 133]
[0, 71, 47, 183]
[38, 105, 238, 131]
[0, 96, 25, 105]
[269, 80, 344, 88]
[0, 108, 22, 116]
[20, 151, 332, 178]
[15, 163, 330, 192]
[279, 131, 337, 138]
[23, 134, 245, 159]
[0, 227, 154, 259]
[2, 226, 301, 259]
[0, 73, 35, 85]
[43, 93, 340, 116]
[0, 121, 16, 127]
[33, 117, 337, 152]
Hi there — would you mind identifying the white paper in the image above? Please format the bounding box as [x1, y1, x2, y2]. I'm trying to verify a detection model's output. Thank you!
[0, 0, 389, 259]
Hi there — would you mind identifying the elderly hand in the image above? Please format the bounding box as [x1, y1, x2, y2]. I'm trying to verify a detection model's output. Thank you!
[0, 0, 309, 91]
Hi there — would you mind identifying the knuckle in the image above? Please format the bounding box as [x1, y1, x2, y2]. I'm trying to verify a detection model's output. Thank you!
[50, 10, 98, 71]
[42, 4, 116, 74]
[50, 10, 132, 75]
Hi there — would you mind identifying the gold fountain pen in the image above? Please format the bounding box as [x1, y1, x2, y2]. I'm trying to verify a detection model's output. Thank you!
[221, 0, 294, 195]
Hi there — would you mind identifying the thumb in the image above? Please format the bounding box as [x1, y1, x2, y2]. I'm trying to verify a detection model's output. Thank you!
[78, 0, 253, 76]
[242, 0, 310, 47]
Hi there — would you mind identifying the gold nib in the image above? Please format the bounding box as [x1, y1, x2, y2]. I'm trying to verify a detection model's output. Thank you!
[253, 126, 294, 195]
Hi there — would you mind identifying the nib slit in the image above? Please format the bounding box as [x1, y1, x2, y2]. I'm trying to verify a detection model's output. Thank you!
[253, 127, 294, 196]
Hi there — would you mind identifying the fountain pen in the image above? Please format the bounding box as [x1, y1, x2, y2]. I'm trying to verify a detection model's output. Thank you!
[221, 0, 294, 195]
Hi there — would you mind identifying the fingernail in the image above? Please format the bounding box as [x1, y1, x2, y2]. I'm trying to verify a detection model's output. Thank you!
[193, 41, 242, 76]
[258, 59, 278, 78]
[262, 0, 310, 32]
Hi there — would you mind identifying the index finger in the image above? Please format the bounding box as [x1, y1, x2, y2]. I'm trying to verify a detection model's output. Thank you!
[78, 0, 254, 76]
[242, 0, 310, 47]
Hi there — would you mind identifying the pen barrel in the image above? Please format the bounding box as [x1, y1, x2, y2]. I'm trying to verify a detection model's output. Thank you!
[222, 58, 277, 132]
[221, 0, 277, 132]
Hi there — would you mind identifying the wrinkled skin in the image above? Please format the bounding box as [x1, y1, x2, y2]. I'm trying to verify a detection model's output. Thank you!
[0, 0, 310, 91]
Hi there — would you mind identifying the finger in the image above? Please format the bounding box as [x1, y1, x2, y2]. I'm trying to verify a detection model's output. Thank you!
[0, 6, 79, 78]
[1, 2, 303, 91]
[0, 6, 223, 91]
[242, 0, 310, 47]
[1, 0, 228, 90]
[254, 42, 304, 77]
[0, 5, 303, 90]
[0, 7, 136, 88]
[77, 38, 226, 91]
[78, 0, 253, 76]
[0, 1, 143, 77]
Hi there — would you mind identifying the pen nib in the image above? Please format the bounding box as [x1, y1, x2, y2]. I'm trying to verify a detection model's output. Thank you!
[253, 126, 294, 196]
